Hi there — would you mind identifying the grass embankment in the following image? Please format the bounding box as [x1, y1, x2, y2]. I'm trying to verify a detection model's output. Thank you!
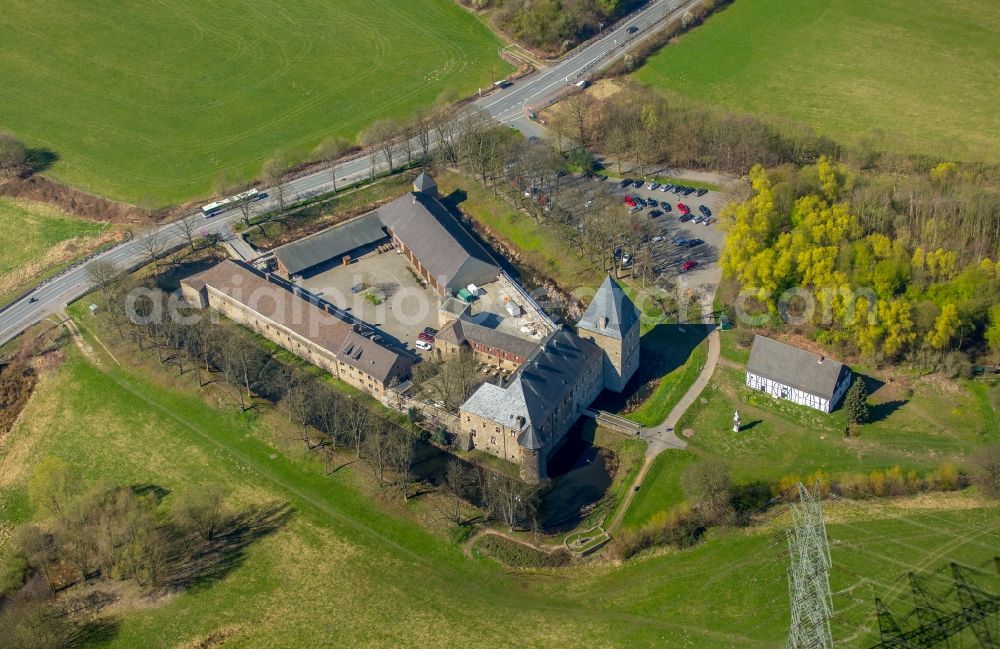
[0, 1, 507, 202]
[626, 334, 708, 427]
[633, 0, 1000, 162]
[436, 172, 603, 292]
[0, 198, 116, 303]
[1, 316, 998, 646]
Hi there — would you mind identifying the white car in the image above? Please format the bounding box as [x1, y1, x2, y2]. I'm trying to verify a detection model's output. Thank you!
[415, 339, 432, 351]
[648, 182, 659, 190]
[584, 200, 593, 208]
[651, 236, 665, 243]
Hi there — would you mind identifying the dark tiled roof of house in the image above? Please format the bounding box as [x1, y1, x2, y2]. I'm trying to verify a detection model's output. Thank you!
[272, 212, 387, 276]
[577, 275, 639, 340]
[413, 172, 437, 192]
[438, 316, 538, 360]
[377, 192, 499, 293]
[461, 329, 602, 448]
[181, 260, 409, 384]
[745, 335, 849, 400]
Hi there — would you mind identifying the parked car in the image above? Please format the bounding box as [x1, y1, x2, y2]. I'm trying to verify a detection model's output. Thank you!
[415, 339, 432, 351]
[662, 202, 672, 212]
[423, 327, 437, 336]
[672, 185, 683, 194]
[679, 212, 694, 222]
[647, 198, 658, 207]
[682, 187, 696, 196]
[620, 178, 633, 188]
[621, 252, 633, 266]
[677, 203, 690, 214]
[696, 188, 709, 197]
[634, 197, 647, 207]
[648, 209, 663, 218]
[624, 196, 636, 207]
[686, 238, 705, 248]
[680, 259, 698, 273]
[633, 179, 644, 188]
[672, 237, 689, 246]
[651, 235, 665, 243]
[648, 182, 659, 190]
[699, 205, 712, 217]
[351, 283, 366, 294]
[693, 214, 706, 224]
[660, 183, 673, 191]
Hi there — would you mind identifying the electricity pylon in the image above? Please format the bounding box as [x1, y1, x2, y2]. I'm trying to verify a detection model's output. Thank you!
[786, 482, 834, 649]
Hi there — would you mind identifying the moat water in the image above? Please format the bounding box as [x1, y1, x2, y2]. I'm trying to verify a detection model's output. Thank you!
[539, 422, 613, 532]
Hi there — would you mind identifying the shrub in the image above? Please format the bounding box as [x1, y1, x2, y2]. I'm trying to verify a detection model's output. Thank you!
[969, 445, 1000, 498]
[933, 463, 960, 490]
[475, 535, 570, 568]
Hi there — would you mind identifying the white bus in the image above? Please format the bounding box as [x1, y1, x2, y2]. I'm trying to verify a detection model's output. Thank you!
[201, 188, 260, 217]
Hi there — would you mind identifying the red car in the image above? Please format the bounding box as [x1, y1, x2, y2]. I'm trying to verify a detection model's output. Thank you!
[680, 259, 698, 273]
[677, 202, 690, 215]
[624, 196, 636, 207]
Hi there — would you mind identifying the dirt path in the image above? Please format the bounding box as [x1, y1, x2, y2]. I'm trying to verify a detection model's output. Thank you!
[463, 527, 560, 559]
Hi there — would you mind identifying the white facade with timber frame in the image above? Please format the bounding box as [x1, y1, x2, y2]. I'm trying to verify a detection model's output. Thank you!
[744, 335, 852, 413]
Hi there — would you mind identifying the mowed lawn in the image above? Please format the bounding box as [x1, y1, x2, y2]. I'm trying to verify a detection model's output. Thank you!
[1, 331, 998, 646]
[634, 0, 1000, 161]
[0, 0, 505, 203]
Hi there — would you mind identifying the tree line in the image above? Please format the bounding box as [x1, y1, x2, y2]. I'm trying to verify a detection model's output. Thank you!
[719, 158, 1000, 366]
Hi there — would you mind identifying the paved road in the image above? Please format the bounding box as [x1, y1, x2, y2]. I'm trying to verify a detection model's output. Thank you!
[0, 0, 700, 347]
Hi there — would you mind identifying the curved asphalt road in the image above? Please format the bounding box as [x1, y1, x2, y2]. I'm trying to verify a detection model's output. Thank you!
[0, 0, 698, 347]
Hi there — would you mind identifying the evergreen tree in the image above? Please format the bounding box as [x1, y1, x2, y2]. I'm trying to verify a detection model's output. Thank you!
[843, 377, 870, 436]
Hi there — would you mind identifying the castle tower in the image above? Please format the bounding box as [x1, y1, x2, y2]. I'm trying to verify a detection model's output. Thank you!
[576, 275, 640, 393]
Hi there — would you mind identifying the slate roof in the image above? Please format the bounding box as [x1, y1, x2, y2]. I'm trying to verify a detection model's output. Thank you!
[272, 212, 387, 276]
[437, 316, 538, 359]
[577, 275, 640, 340]
[745, 335, 850, 400]
[461, 329, 603, 448]
[181, 260, 409, 384]
[413, 172, 437, 192]
[377, 192, 500, 293]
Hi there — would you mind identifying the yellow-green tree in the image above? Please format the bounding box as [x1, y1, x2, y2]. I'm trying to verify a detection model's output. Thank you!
[926, 303, 960, 350]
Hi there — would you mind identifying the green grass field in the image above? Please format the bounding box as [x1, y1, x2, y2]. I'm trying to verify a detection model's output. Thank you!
[634, 0, 1000, 161]
[0, 198, 109, 301]
[1, 315, 998, 646]
[0, 0, 506, 203]
[625, 330, 1000, 528]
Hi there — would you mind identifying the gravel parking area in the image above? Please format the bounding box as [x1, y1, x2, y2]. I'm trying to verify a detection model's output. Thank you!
[297, 249, 441, 352]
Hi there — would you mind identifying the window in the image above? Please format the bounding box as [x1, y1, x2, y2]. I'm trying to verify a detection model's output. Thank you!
[490, 436, 496, 445]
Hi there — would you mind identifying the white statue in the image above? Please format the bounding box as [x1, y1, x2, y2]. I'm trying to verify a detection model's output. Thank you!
[732, 409, 741, 433]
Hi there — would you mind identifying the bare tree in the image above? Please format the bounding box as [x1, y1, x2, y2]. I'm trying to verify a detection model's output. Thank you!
[361, 119, 400, 175]
[342, 397, 372, 456]
[362, 419, 394, 485]
[178, 216, 200, 250]
[411, 109, 433, 163]
[564, 92, 593, 146]
[441, 459, 470, 525]
[314, 135, 350, 194]
[137, 229, 166, 270]
[172, 484, 227, 542]
[86, 259, 122, 301]
[479, 470, 537, 531]
[387, 429, 414, 501]
[262, 152, 288, 213]
[0, 133, 27, 178]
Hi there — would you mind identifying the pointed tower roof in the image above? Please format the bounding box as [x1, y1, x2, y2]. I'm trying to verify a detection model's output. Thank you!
[576, 275, 640, 340]
[413, 172, 437, 193]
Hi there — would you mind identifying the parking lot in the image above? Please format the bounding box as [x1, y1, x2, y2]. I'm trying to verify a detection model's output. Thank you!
[297, 249, 441, 352]
[546, 171, 729, 297]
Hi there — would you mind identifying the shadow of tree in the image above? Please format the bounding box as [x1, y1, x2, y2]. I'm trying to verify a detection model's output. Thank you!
[24, 147, 59, 174]
[67, 618, 119, 648]
[868, 399, 908, 423]
[131, 483, 170, 503]
[162, 501, 294, 591]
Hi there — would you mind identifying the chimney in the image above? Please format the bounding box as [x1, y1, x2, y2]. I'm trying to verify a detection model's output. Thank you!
[600, 316, 609, 329]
